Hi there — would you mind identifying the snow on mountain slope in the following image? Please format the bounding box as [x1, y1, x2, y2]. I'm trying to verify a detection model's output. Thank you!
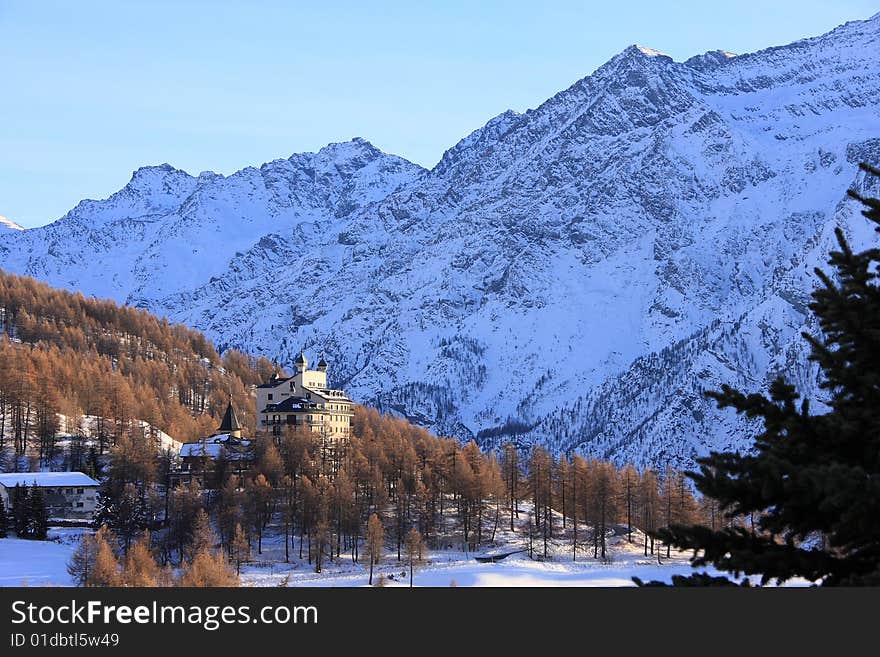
[2, 14, 879, 469]
[0, 139, 424, 302]
[0, 216, 24, 232]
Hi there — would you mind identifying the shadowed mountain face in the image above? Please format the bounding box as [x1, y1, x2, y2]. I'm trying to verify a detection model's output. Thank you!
[3, 14, 879, 468]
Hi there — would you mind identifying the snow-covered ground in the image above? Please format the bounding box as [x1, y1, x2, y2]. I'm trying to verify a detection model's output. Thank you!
[55, 414, 183, 453]
[0, 528, 85, 587]
[0, 526, 811, 587]
[236, 503, 813, 587]
[240, 539, 716, 588]
[0, 501, 814, 588]
[0, 520, 722, 588]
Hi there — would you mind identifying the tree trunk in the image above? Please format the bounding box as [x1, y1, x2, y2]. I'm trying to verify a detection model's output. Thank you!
[572, 473, 578, 562]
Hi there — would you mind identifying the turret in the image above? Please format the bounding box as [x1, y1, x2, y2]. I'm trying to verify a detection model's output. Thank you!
[218, 400, 243, 439]
[294, 351, 308, 373]
[317, 355, 328, 373]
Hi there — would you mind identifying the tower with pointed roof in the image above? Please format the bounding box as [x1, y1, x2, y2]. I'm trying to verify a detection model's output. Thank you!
[174, 398, 252, 487]
[218, 400, 243, 439]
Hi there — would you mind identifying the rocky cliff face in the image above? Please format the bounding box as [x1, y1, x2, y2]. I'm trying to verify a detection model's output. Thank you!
[3, 14, 879, 467]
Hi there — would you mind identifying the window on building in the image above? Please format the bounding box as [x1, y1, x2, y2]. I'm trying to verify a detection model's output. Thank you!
[268, 393, 273, 400]
[77, 488, 84, 494]
[76, 502, 84, 508]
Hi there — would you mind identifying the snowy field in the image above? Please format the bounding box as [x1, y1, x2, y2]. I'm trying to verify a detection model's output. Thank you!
[240, 541, 716, 588]
[0, 526, 719, 588]
[0, 528, 85, 587]
[0, 514, 813, 588]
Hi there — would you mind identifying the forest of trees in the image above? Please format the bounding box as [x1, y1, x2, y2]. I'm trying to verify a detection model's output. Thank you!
[0, 269, 278, 466]
[0, 269, 722, 587]
[70, 402, 719, 587]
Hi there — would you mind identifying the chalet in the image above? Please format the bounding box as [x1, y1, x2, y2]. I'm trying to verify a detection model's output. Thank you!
[174, 401, 253, 485]
[256, 352, 353, 441]
[0, 472, 99, 521]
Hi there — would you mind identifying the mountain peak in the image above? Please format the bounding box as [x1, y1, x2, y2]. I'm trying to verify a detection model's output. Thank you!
[631, 44, 670, 58]
[1, 12, 876, 471]
[594, 43, 676, 77]
[315, 137, 380, 157]
[131, 162, 185, 177]
[684, 49, 737, 71]
[127, 163, 192, 189]
[302, 137, 425, 176]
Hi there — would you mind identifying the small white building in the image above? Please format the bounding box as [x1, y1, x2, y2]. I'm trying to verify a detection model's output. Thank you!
[0, 472, 100, 521]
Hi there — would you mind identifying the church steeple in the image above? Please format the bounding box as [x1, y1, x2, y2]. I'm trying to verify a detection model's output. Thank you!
[218, 400, 243, 438]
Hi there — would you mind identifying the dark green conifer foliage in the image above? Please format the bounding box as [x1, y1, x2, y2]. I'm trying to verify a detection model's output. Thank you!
[10, 483, 28, 536]
[0, 495, 8, 538]
[652, 164, 880, 586]
[9, 483, 49, 540]
[27, 485, 48, 540]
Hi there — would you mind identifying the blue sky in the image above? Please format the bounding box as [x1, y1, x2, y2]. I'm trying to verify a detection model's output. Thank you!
[2, 1, 877, 228]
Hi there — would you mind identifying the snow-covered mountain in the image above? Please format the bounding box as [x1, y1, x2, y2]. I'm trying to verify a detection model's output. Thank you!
[0, 216, 24, 232]
[3, 14, 879, 468]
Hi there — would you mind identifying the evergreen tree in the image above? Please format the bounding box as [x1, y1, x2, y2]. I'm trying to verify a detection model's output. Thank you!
[0, 496, 7, 538]
[27, 484, 48, 540]
[649, 164, 880, 586]
[10, 483, 28, 536]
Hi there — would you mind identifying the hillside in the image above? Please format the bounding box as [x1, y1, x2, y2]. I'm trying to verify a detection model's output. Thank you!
[1, 14, 879, 467]
[0, 269, 277, 465]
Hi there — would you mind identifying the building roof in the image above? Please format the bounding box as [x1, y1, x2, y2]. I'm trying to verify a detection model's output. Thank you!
[179, 434, 251, 459]
[0, 472, 99, 488]
[218, 401, 243, 432]
[179, 442, 225, 458]
[256, 375, 292, 389]
[294, 351, 307, 365]
[305, 387, 352, 403]
[261, 396, 316, 413]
